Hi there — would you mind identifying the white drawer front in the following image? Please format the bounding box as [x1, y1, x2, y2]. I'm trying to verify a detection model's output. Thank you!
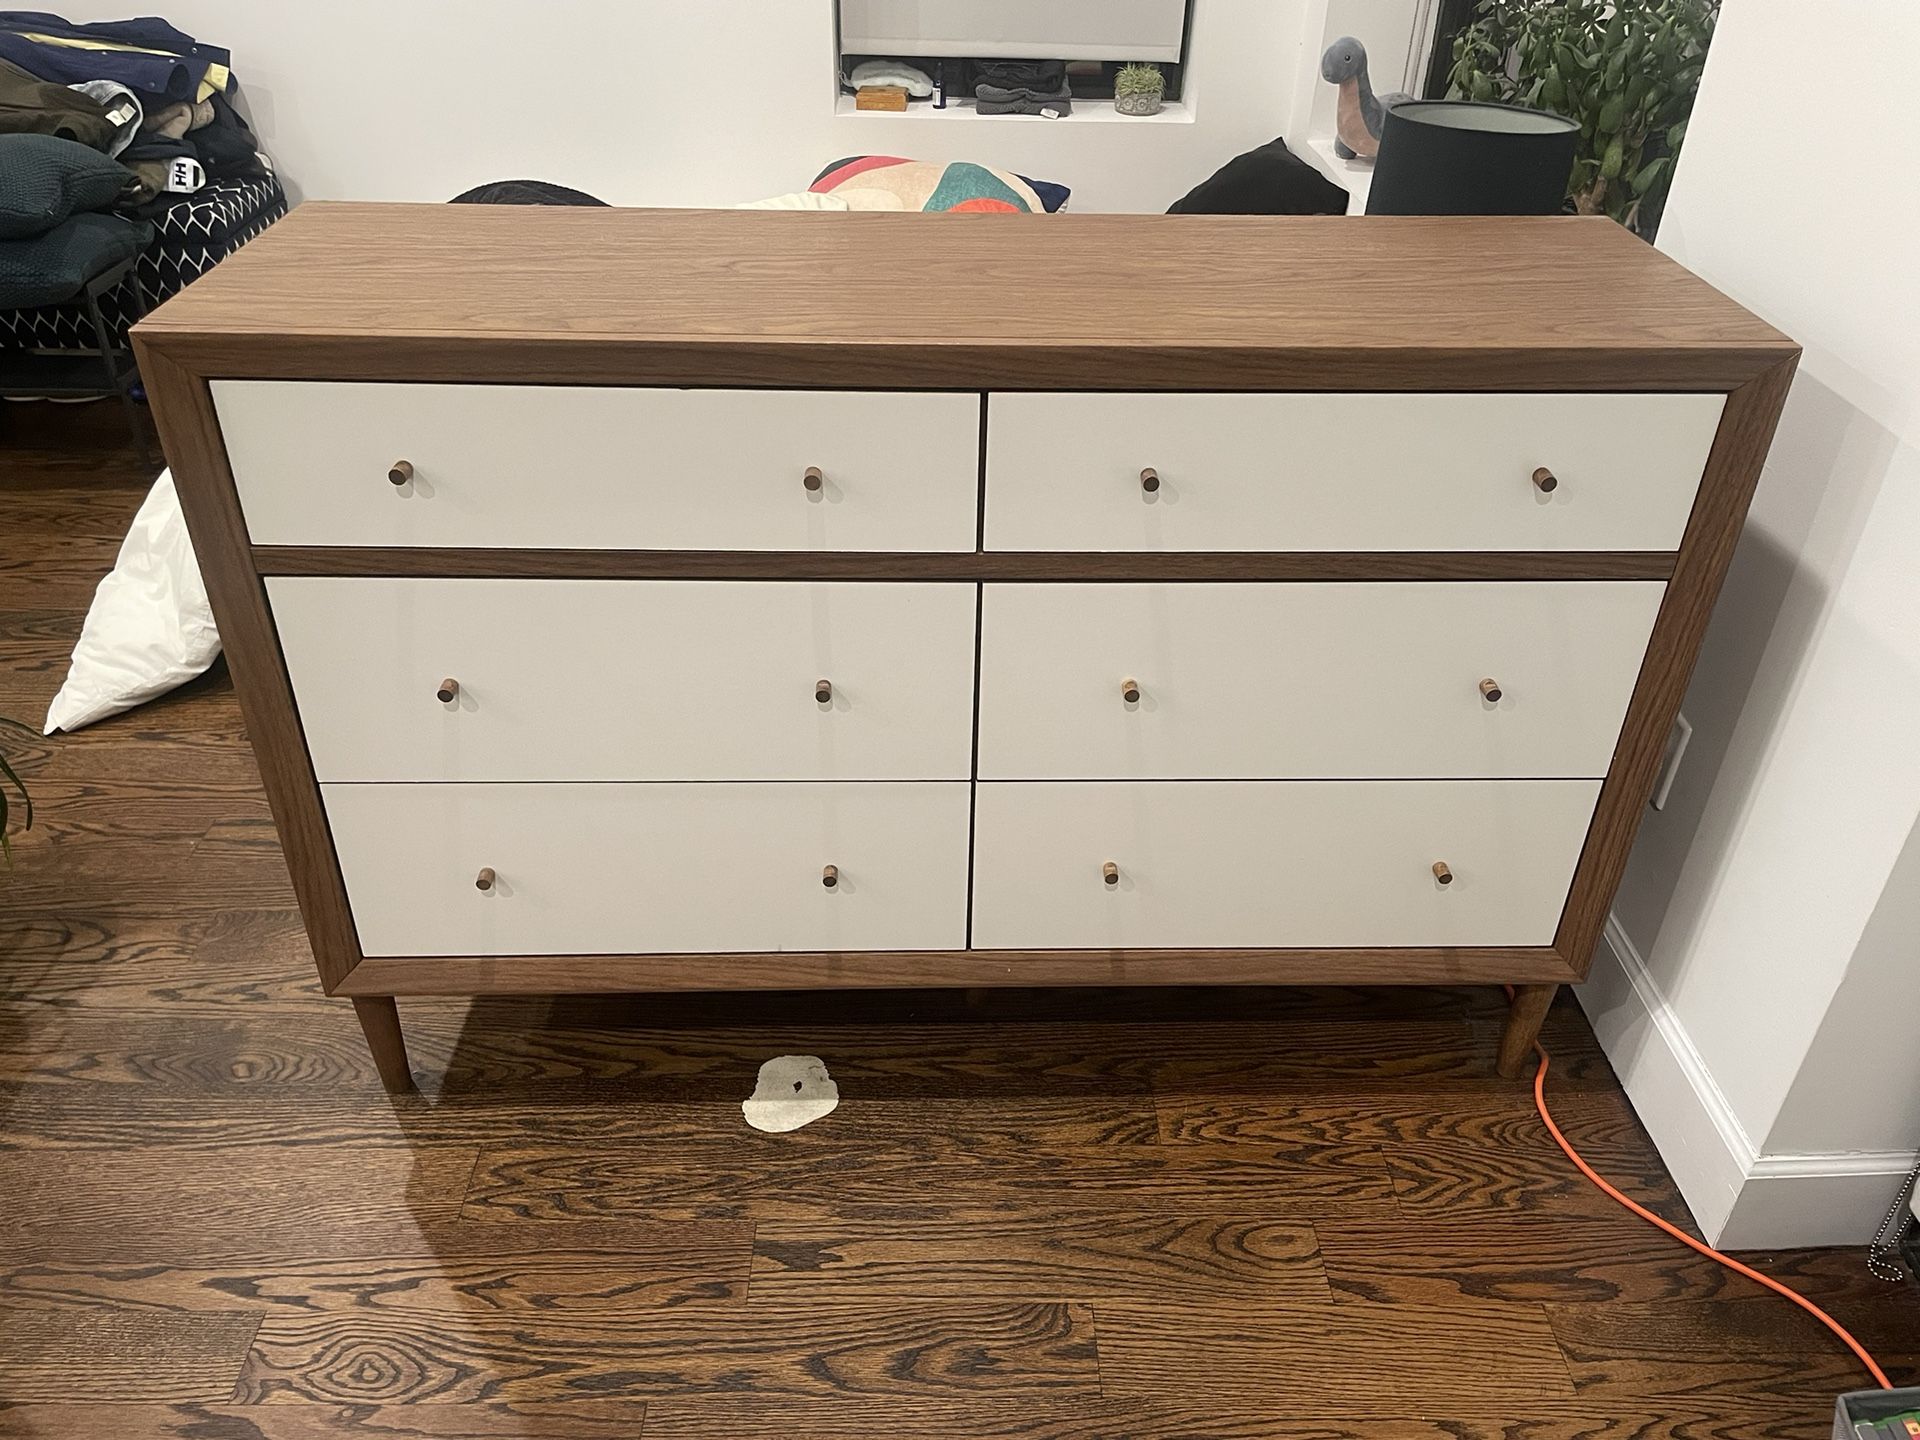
[216, 382, 981, 551]
[978, 581, 1664, 780]
[270, 578, 978, 782]
[970, 780, 1600, 949]
[984, 392, 1724, 552]
[327, 781, 972, 956]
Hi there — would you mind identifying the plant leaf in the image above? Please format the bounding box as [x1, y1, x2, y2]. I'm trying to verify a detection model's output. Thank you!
[1631, 154, 1670, 195]
[0, 746, 30, 833]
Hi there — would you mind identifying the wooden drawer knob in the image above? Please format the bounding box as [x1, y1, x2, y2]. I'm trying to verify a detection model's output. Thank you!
[1139, 467, 1161, 494]
[1121, 677, 1141, 704]
[803, 466, 825, 493]
[1532, 466, 1559, 494]
[821, 864, 839, 889]
[1478, 678, 1502, 703]
[1102, 861, 1120, 887]
[436, 677, 460, 704]
[388, 459, 414, 487]
[475, 866, 497, 892]
[1432, 861, 1453, 886]
[815, 678, 833, 704]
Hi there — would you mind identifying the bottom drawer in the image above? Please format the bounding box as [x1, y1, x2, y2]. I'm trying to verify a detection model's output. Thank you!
[970, 780, 1600, 950]
[325, 782, 972, 957]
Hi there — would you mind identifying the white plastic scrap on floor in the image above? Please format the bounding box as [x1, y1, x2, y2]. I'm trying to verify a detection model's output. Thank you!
[742, 1055, 840, 1133]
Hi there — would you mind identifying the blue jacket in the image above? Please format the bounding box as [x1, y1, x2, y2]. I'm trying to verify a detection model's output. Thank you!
[0, 12, 229, 102]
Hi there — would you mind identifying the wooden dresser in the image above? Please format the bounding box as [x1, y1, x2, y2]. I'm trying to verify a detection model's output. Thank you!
[135, 203, 1797, 1092]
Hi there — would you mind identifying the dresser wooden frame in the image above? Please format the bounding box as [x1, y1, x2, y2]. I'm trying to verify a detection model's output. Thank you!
[134, 205, 1798, 1092]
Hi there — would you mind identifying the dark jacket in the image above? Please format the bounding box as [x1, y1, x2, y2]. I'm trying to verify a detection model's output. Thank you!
[0, 12, 228, 101]
[0, 56, 113, 150]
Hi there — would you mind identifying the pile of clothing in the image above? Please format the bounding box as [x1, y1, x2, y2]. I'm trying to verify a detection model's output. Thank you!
[0, 11, 284, 346]
[0, 13, 269, 207]
[973, 59, 1071, 118]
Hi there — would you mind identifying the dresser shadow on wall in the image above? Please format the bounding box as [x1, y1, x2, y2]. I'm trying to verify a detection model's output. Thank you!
[1611, 371, 1900, 970]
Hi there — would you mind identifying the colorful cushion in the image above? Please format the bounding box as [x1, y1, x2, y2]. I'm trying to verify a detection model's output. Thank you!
[811, 156, 1069, 213]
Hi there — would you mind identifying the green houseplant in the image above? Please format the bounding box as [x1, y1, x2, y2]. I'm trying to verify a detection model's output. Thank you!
[0, 720, 30, 862]
[1447, 0, 1718, 236]
[1114, 62, 1165, 117]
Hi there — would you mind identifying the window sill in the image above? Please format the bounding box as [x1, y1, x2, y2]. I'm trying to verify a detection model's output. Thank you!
[834, 94, 1194, 124]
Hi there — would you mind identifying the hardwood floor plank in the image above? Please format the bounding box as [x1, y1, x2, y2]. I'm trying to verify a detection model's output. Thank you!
[0, 1147, 478, 1260]
[1390, 1144, 1689, 1221]
[749, 1212, 1330, 1302]
[0, 911, 324, 1014]
[0, 1308, 260, 1402]
[462, 1140, 1395, 1221]
[1382, 1123, 1691, 1222]
[0, 1219, 753, 1314]
[637, 1397, 1841, 1440]
[0, 1091, 1160, 1152]
[0, 833, 293, 918]
[0, 1400, 651, 1439]
[1318, 1214, 1754, 1306]
[0, 1010, 418, 1089]
[234, 1303, 1099, 1403]
[1155, 1086, 1642, 1148]
[1549, 1298, 1920, 1397]
[4, 777, 269, 846]
[1094, 1300, 1576, 1405]
[4, 710, 261, 788]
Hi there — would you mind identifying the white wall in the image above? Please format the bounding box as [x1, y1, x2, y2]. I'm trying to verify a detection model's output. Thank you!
[1584, 0, 1920, 1246]
[66, 0, 1313, 214]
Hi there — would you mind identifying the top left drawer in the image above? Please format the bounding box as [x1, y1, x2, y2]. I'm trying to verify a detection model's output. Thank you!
[212, 382, 982, 552]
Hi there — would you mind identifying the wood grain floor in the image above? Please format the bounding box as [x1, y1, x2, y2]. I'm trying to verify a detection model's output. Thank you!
[2, 403, 1914, 1438]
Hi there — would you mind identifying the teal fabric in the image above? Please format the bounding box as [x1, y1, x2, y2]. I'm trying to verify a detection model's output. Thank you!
[0, 209, 149, 306]
[0, 133, 132, 239]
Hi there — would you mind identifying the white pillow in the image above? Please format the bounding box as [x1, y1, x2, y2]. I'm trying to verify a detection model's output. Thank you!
[44, 469, 221, 734]
[736, 192, 852, 210]
[848, 59, 935, 97]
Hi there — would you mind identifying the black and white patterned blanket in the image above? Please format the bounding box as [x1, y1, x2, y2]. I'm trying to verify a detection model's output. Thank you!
[1, 175, 286, 351]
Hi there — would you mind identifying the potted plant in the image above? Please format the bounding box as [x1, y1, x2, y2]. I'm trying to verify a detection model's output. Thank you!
[0, 719, 30, 862]
[1114, 62, 1165, 117]
[1447, 0, 1718, 237]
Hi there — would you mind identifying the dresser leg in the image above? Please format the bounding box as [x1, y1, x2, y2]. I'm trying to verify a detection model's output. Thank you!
[1497, 983, 1558, 1079]
[352, 996, 416, 1093]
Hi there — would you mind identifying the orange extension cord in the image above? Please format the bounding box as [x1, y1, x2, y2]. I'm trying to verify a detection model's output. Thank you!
[1517, 992, 1894, 1391]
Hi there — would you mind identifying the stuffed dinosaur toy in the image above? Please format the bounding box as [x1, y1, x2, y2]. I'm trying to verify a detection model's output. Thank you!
[1320, 36, 1410, 161]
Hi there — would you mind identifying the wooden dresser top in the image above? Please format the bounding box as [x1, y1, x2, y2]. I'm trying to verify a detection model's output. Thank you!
[134, 202, 1795, 391]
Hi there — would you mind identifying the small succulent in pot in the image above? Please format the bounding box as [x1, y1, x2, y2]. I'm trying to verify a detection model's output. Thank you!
[1115, 62, 1165, 116]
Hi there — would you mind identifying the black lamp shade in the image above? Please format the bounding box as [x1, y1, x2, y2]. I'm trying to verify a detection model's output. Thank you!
[1365, 101, 1578, 216]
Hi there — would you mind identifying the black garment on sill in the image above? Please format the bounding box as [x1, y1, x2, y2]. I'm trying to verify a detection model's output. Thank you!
[972, 58, 1067, 91]
[1168, 135, 1349, 216]
[449, 180, 609, 206]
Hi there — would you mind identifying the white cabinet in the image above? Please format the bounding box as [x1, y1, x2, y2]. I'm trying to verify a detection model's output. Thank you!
[977, 581, 1665, 780]
[216, 382, 982, 552]
[327, 781, 973, 957]
[271, 578, 979, 782]
[984, 392, 1724, 553]
[970, 780, 1602, 950]
[253, 387, 1712, 958]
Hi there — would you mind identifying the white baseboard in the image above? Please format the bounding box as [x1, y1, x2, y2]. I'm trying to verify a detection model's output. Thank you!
[1579, 915, 1916, 1249]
